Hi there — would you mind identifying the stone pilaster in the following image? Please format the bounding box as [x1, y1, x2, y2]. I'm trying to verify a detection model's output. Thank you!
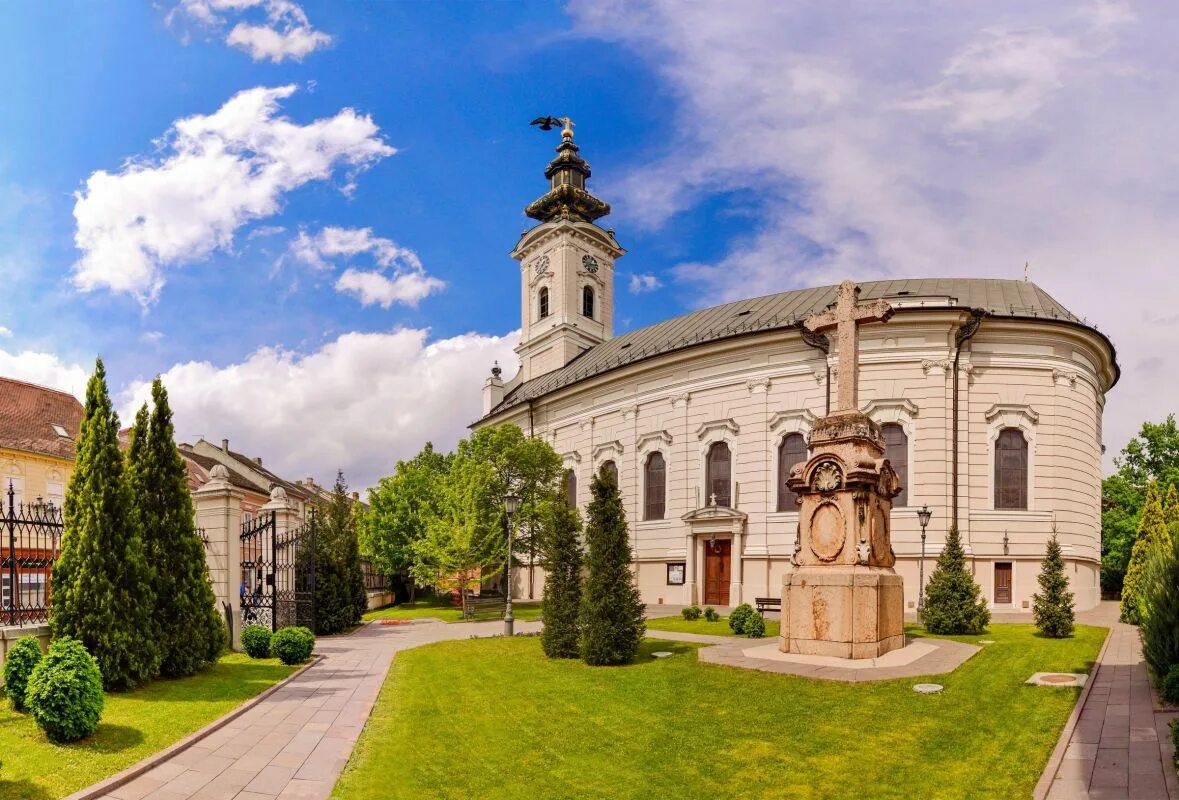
[193, 465, 243, 649]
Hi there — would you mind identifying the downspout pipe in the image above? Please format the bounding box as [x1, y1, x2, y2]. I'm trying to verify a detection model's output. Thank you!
[801, 328, 832, 416]
[951, 310, 986, 530]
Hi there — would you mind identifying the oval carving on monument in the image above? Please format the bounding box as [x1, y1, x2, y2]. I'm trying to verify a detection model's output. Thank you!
[810, 502, 845, 562]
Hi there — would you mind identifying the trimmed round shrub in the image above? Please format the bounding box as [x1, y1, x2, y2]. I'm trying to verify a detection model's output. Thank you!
[681, 605, 702, 621]
[241, 625, 272, 659]
[703, 607, 719, 622]
[4, 636, 44, 711]
[271, 627, 315, 665]
[728, 604, 755, 634]
[1162, 665, 1179, 706]
[26, 637, 104, 743]
[743, 613, 767, 638]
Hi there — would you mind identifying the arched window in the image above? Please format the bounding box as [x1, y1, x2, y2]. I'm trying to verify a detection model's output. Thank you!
[582, 286, 595, 319]
[538, 287, 550, 319]
[706, 442, 732, 508]
[994, 428, 1028, 510]
[881, 423, 908, 507]
[776, 433, 807, 512]
[564, 469, 577, 509]
[644, 452, 666, 520]
[599, 460, 618, 487]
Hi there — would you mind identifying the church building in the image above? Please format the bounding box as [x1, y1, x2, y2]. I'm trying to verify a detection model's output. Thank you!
[475, 124, 1119, 613]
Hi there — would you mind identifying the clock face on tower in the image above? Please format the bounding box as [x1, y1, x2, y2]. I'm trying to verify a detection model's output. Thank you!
[533, 255, 549, 275]
[582, 254, 599, 273]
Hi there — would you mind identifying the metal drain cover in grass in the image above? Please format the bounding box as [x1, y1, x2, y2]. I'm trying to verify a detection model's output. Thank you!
[913, 683, 943, 694]
[1026, 672, 1087, 688]
[651, 651, 674, 659]
[978, 639, 995, 644]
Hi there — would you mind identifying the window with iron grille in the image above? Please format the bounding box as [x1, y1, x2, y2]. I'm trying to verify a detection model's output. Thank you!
[994, 428, 1028, 510]
[644, 452, 665, 520]
[882, 423, 909, 506]
[706, 442, 732, 508]
[777, 433, 807, 511]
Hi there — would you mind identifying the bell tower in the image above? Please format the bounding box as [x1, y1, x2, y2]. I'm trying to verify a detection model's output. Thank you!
[511, 119, 625, 383]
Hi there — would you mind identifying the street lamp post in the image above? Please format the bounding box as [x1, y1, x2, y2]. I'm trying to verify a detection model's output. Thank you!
[917, 505, 932, 615]
[503, 493, 520, 637]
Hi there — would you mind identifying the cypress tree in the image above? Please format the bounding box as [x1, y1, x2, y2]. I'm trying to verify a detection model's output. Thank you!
[1123, 483, 1167, 624]
[1032, 531, 1075, 638]
[580, 471, 645, 665]
[541, 502, 583, 659]
[921, 524, 990, 635]
[136, 379, 227, 676]
[314, 472, 367, 634]
[52, 358, 158, 690]
[1165, 484, 1179, 530]
[1140, 521, 1179, 678]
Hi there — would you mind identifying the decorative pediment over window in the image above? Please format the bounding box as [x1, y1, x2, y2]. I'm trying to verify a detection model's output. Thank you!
[592, 440, 624, 462]
[984, 403, 1039, 428]
[769, 409, 817, 435]
[561, 450, 582, 466]
[695, 418, 740, 441]
[861, 398, 919, 423]
[635, 430, 673, 452]
[681, 505, 748, 524]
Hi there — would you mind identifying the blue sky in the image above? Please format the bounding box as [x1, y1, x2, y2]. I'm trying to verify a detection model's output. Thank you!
[0, 1, 1174, 489]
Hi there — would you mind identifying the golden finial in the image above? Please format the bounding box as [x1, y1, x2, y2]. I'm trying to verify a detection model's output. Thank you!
[560, 116, 575, 140]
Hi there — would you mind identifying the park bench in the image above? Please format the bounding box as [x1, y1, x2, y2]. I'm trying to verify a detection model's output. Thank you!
[462, 593, 507, 619]
[755, 596, 781, 614]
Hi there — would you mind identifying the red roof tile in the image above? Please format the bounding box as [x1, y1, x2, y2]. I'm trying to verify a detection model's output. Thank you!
[0, 377, 83, 461]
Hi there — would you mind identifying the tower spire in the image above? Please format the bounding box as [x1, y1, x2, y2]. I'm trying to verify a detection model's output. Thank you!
[524, 117, 611, 224]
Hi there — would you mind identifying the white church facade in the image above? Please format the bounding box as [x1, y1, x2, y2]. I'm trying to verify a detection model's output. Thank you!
[476, 124, 1119, 613]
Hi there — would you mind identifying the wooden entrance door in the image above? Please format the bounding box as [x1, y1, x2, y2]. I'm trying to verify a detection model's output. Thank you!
[995, 563, 1012, 605]
[704, 540, 731, 606]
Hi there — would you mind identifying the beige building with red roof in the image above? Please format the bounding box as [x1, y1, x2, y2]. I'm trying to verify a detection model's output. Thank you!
[0, 377, 83, 513]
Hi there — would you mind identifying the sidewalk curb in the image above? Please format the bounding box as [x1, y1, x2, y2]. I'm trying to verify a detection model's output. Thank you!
[1032, 626, 1113, 800]
[64, 653, 324, 800]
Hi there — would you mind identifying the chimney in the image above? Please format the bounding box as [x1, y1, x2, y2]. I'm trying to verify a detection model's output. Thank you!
[351, 491, 359, 501]
[482, 362, 505, 416]
[306, 477, 314, 487]
[254, 457, 262, 466]
[221, 438, 229, 453]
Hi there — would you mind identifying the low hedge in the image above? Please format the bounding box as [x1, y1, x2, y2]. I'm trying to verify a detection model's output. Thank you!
[3, 636, 43, 711]
[271, 627, 315, 665]
[26, 637, 104, 743]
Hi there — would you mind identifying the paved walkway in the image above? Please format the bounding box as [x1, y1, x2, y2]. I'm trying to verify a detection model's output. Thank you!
[90, 618, 543, 800]
[1042, 602, 1179, 800]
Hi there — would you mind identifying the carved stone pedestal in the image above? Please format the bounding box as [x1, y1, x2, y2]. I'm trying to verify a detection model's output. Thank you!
[781, 566, 904, 659]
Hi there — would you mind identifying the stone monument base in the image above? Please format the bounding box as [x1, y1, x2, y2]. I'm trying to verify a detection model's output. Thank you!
[780, 566, 904, 659]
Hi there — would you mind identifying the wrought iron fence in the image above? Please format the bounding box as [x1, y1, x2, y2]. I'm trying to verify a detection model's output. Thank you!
[361, 558, 388, 592]
[240, 510, 316, 632]
[0, 481, 63, 627]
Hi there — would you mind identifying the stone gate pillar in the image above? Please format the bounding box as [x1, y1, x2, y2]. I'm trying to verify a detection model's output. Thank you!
[193, 465, 244, 649]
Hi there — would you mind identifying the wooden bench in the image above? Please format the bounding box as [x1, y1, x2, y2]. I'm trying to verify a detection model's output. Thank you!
[462, 593, 507, 619]
[755, 597, 781, 614]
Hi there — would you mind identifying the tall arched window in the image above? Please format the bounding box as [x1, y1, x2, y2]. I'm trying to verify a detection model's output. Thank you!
[564, 469, 577, 508]
[706, 442, 732, 508]
[538, 287, 550, 319]
[599, 460, 618, 487]
[881, 423, 908, 507]
[644, 452, 666, 520]
[776, 433, 807, 512]
[582, 286, 595, 319]
[994, 428, 1028, 510]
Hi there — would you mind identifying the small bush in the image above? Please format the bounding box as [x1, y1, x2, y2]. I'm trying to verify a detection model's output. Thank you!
[681, 605, 702, 621]
[743, 613, 767, 638]
[1162, 665, 1179, 706]
[241, 625, 272, 659]
[26, 637, 104, 743]
[728, 604, 755, 634]
[271, 627, 315, 665]
[703, 607, 719, 622]
[3, 636, 43, 711]
[1172, 719, 1179, 771]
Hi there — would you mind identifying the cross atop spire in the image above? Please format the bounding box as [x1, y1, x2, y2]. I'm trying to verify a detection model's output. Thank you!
[803, 281, 894, 413]
[524, 118, 610, 224]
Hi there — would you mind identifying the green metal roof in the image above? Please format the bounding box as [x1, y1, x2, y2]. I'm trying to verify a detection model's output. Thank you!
[485, 278, 1114, 418]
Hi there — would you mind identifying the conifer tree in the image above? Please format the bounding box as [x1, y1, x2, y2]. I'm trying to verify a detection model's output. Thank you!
[1122, 483, 1167, 624]
[313, 472, 367, 634]
[52, 359, 158, 690]
[921, 524, 990, 635]
[1165, 484, 1179, 530]
[541, 502, 583, 659]
[132, 379, 227, 676]
[580, 471, 645, 665]
[1140, 520, 1179, 678]
[1033, 530, 1075, 638]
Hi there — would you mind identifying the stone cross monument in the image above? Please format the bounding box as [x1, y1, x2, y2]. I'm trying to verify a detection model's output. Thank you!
[780, 280, 905, 659]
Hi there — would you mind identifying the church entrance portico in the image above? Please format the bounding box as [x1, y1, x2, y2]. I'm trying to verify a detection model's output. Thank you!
[681, 504, 747, 607]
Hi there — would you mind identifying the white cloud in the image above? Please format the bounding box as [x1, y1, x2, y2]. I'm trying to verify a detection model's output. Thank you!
[0, 327, 11, 338]
[171, 0, 331, 63]
[289, 227, 444, 308]
[72, 85, 394, 304]
[570, 0, 1177, 466]
[627, 273, 661, 294]
[141, 331, 165, 344]
[120, 328, 519, 490]
[0, 348, 88, 399]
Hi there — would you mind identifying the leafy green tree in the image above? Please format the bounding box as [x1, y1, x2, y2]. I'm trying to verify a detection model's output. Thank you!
[129, 379, 226, 676]
[52, 359, 158, 690]
[540, 502, 583, 659]
[313, 472, 368, 634]
[1140, 520, 1179, 679]
[921, 525, 990, 635]
[359, 443, 451, 603]
[581, 471, 645, 665]
[1033, 531, 1075, 638]
[1122, 483, 1167, 624]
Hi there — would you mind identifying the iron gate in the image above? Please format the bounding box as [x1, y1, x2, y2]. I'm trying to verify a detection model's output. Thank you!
[1, 481, 62, 626]
[240, 509, 316, 632]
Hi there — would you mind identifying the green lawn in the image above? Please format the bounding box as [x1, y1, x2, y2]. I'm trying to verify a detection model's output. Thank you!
[0, 653, 295, 800]
[332, 623, 1105, 800]
[363, 597, 544, 623]
[646, 614, 782, 639]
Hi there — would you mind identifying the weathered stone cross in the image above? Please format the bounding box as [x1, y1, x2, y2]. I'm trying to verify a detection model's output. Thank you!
[803, 280, 893, 413]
